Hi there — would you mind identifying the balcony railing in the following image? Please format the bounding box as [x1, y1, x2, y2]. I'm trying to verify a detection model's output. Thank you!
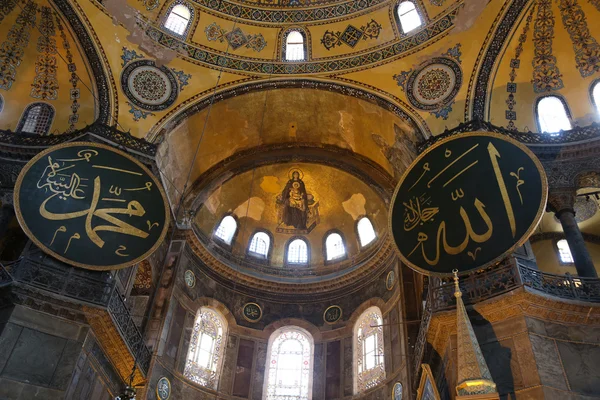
[3, 255, 151, 375]
[412, 257, 600, 376]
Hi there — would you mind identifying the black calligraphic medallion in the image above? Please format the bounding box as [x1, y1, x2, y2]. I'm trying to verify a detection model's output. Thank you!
[389, 132, 547, 276]
[14, 142, 170, 270]
[323, 305, 343, 324]
[243, 302, 262, 323]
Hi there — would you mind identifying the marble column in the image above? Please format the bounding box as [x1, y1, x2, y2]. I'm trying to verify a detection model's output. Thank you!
[548, 190, 598, 278]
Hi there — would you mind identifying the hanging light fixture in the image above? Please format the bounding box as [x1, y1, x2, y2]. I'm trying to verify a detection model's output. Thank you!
[115, 385, 136, 400]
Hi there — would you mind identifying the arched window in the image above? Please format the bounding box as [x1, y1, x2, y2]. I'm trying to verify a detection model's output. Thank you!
[557, 239, 574, 264]
[0, 94, 4, 113]
[591, 81, 600, 114]
[287, 238, 308, 265]
[536, 96, 572, 135]
[264, 327, 314, 400]
[397, 2, 422, 34]
[354, 306, 385, 393]
[184, 307, 227, 390]
[249, 231, 271, 259]
[214, 215, 237, 245]
[285, 30, 305, 61]
[163, 3, 192, 37]
[17, 103, 54, 135]
[325, 232, 346, 261]
[357, 217, 376, 247]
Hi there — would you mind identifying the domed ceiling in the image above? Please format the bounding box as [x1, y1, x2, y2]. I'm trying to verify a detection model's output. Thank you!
[0, 0, 96, 132]
[193, 162, 388, 268]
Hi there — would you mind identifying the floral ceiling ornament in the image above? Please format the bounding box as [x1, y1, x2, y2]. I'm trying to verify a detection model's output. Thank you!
[55, 12, 80, 132]
[321, 19, 382, 50]
[392, 44, 463, 120]
[0, 1, 37, 91]
[30, 6, 59, 100]
[205, 22, 267, 52]
[558, 0, 600, 77]
[531, 0, 564, 93]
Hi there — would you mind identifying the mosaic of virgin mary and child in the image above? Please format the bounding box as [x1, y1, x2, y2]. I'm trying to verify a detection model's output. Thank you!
[276, 168, 320, 234]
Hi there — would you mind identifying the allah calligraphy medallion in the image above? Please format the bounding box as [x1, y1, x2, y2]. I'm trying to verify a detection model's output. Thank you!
[323, 305, 342, 324]
[389, 132, 547, 276]
[14, 142, 170, 270]
[243, 302, 263, 323]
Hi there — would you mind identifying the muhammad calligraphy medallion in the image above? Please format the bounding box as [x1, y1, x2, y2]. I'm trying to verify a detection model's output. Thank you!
[156, 376, 171, 400]
[14, 142, 170, 270]
[323, 305, 343, 324]
[389, 132, 547, 276]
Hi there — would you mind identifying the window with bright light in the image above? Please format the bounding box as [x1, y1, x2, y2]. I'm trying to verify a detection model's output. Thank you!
[325, 233, 346, 261]
[285, 30, 305, 61]
[557, 239, 574, 264]
[536, 96, 572, 135]
[18, 103, 54, 135]
[354, 306, 385, 393]
[357, 217, 376, 247]
[264, 327, 314, 400]
[249, 231, 271, 258]
[214, 215, 237, 245]
[592, 81, 600, 114]
[287, 238, 308, 265]
[397, 2, 422, 33]
[184, 308, 227, 389]
[163, 4, 192, 36]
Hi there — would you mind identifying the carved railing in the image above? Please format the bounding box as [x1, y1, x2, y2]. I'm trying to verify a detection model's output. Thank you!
[7, 256, 115, 306]
[0, 123, 157, 161]
[427, 257, 600, 312]
[108, 287, 152, 375]
[418, 119, 600, 152]
[412, 293, 432, 377]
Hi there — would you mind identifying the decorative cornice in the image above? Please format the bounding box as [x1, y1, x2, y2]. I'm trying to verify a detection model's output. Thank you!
[529, 231, 600, 245]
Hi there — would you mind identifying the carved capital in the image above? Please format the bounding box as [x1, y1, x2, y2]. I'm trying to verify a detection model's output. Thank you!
[547, 189, 577, 215]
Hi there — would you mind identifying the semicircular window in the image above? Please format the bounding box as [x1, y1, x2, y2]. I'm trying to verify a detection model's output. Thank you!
[536, 96, 572, 135]
[397, 2, 422, 34]
[357, 217, 377, 247]
[325, 233, 346, 261]
[214, 215, 237, 245]
[287, 238, 308, 265]
[249, 231, 270, 259]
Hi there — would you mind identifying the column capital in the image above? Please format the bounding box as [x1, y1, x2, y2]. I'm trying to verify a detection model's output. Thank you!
[547, 189, 576, 215]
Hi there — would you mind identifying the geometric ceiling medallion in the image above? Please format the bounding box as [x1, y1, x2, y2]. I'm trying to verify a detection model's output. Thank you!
[406, 57, 462, 112]
[121, 60, 179, 111]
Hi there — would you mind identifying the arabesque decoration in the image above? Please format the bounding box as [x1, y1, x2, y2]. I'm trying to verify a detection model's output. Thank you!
[30, 6, 59, 100]
[321, 19, 382, 50]
[205, 22, 267, 52]
[0, 1, 36, 91]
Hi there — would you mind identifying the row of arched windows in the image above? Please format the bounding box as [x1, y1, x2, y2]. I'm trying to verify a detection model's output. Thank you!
[212, 215, 378, 264]
[185, 306, 389, 397]
[160, 1, 423, 61]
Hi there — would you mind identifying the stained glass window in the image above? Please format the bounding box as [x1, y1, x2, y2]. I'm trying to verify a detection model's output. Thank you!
[164, 4, 192, 36]
[397, 2, 422, 34]
[287, 238, 308, 264]
[184, 308, 227, 389]
[557, 239, 574, 264]
[249, 231, 271, 258]
[285, 31, 305, 61]
[18, 103, 54, 135]
[325, 233, 345, 261]
[265, 327, 314, 400]
[354, 307, 385, 393]
[214, 215, 237, 245]
[536, 96, 572, 135]
[357, 217, 376, 247]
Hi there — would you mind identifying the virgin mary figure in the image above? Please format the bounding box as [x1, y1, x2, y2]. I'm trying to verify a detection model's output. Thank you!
[278, 169, 308, 229]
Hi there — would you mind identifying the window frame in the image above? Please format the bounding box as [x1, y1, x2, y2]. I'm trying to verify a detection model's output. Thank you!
[590, 79, 600, 116]
[323, 229, 348, 264]
[394, 1, 425, 36]
[353, 306, 386, 394]
[534, 95, 573, 135]
[355, 216, 377, 249]
[16, 102, 55, 135]
[161, 1, 195, 39]
[555, 238, 575, 266]
[281, 27, 310, 62]
[212, 213, 239, 248]
[183, 307, 228, 390]
[263, 326, 315, 400]
[246, 229, 274, 264]
[284, 236, 310, 267]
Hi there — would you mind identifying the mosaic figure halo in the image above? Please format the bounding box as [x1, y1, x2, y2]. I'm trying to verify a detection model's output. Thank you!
[288, 167, 304, 180]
